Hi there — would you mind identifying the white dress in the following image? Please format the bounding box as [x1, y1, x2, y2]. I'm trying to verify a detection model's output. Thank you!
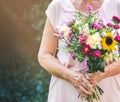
[45, 0, 120, 102]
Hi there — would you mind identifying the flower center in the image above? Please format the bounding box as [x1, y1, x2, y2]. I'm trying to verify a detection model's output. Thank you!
[85, 48, 88, 51]
[106, 37, 113, 45]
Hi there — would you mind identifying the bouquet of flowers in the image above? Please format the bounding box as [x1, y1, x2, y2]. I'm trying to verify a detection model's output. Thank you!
[54, 6, 120, 102]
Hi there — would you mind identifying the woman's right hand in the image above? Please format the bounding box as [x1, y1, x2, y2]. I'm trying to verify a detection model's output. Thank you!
[67, 71, 93, 97]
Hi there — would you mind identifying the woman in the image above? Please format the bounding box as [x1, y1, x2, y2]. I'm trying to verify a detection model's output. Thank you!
[38, 0, 120, 102]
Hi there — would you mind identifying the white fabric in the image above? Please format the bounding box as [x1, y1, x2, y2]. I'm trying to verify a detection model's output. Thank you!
[45, 0, 120, 102]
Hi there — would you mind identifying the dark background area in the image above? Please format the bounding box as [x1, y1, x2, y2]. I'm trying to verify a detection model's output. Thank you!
[0, 0, 51, 102]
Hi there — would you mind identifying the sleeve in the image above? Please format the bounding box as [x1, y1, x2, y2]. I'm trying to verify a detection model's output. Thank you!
[45, 0, 62, 31]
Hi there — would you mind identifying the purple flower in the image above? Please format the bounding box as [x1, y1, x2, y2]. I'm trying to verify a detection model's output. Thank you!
[92, 23, 97, 28]
[66, 19, 73, 27]
[68, 28, 73, 35]
[91, 23, 102, 30]
[107, 23, 113, 27]
[68, 28, 74, 41]
[68, 34, 74, 42]
[54, 31, 64, 38]
[115, 35, 120, 42]
[96, 24, 102, 30]
[98, 19, 105, 26]
[70, 52, 75, 60]
[88, 5, 93, 11]
[81, 59, 89, 72]
[93, 50, 102, 57]
[113, 25, 120, 29]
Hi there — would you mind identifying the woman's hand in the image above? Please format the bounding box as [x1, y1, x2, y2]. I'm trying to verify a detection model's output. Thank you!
[68, 71, 93, 97]
[88, 60, 116, 86]
[87, 71, 105, 86]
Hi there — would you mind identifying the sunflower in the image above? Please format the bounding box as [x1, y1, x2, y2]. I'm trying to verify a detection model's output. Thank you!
[102, 32, 117, 51]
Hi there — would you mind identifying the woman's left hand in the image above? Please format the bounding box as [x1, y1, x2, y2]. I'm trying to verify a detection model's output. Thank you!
[88, 60, 116, 86]
[87, 71, 105, 86]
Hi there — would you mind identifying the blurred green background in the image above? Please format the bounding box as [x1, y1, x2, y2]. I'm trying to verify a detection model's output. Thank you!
[0, 0, 51, 102]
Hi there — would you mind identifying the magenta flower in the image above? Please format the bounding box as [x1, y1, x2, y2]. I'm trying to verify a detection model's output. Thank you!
[107, 23, 113, 27]
[81, 59, 89, 72]
[78, 34, 87, 44]
[93, 50, 101, 57]
[82, 44, 91, 55]
[113, 25, 120, 29]
[112, 16, 120, 23]
[115, 35, 120, 42]
[91, 23, 102, 30]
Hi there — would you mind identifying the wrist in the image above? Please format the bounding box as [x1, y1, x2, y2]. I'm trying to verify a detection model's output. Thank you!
[63, 68, 78, 82]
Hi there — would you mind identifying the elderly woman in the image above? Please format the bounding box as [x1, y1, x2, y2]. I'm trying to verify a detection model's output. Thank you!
[38, 0, 120, 102]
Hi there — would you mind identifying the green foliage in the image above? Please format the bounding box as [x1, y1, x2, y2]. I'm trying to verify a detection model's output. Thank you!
[0, 55, 51, 102]
[87, 57, 105, 73]
[0, 0, 51, 102]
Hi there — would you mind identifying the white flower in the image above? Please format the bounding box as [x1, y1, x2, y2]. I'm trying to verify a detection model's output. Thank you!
[111, 30, 116, 34]
[86, 32, 102, 49]
[59, 25, 69, 39]
[111, 45, 120, 61]
[117, 29, 120, 35]
[75, 20, 80, 25]
[101, 32, 106, 37]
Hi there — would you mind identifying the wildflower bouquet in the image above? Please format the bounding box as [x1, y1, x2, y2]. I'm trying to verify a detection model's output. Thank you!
[54, 6, 120, 102]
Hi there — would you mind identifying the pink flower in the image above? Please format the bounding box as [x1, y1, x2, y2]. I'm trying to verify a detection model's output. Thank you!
[82, 44, 91, 55]
[93, 50, 101, 57]
[115, 35, 120, 42]
[113, 25, 120, 29]
[78, 34, 88, 44]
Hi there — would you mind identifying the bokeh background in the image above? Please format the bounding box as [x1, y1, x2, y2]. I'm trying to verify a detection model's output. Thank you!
[0, 0, 51, 102]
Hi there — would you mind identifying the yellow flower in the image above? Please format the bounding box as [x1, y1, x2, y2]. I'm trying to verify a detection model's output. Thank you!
[102, 32, 117, 51]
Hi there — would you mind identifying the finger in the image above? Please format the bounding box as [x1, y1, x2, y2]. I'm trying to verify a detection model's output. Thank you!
[76, 86, 86, 97]
[82, 76, 93, 90]
[81, 82, 93, 94]
[79, 85, 92, 95]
